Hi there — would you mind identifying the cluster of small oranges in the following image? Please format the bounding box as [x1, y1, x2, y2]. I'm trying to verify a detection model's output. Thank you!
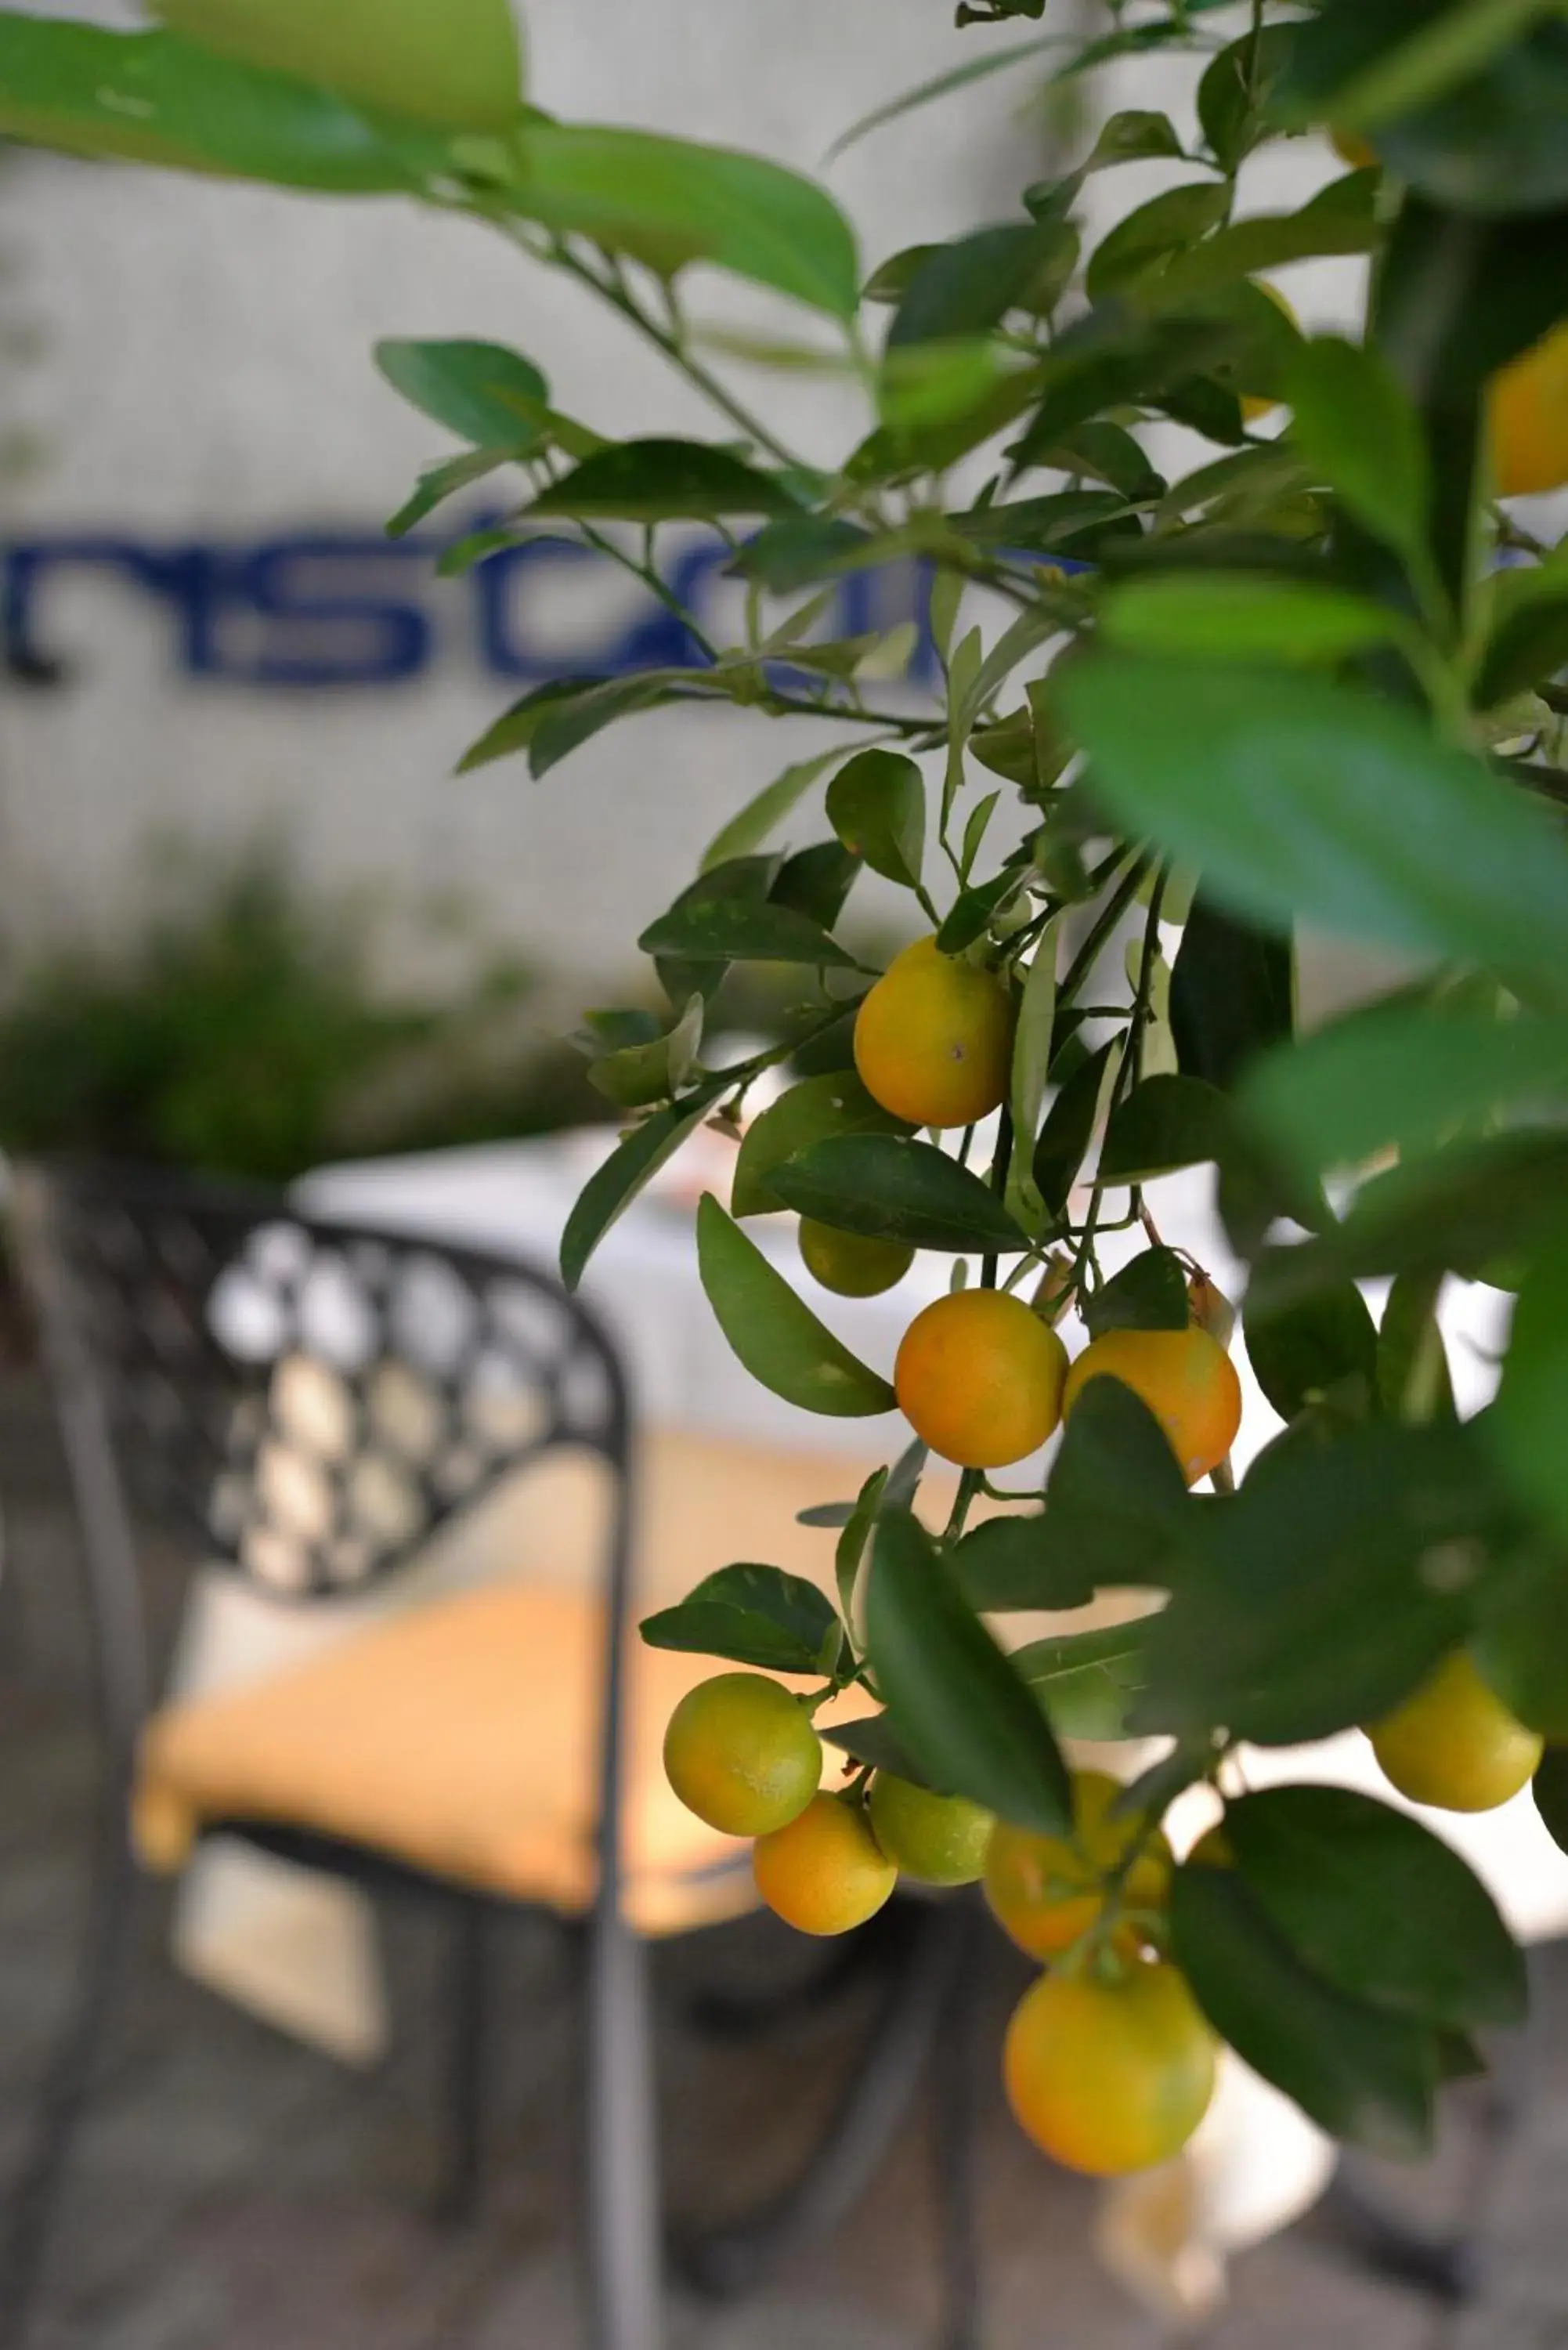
[797, 930, 1246, 1485]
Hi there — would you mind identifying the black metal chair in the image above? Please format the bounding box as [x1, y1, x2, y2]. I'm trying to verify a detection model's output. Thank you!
[0, 1159, 981, 2350]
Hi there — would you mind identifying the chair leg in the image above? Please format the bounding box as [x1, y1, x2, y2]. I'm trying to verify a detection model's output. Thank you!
[436, 1897, 490, 2226]
[1317, 2162, 1480, 2303]
[930, 1900, 984, 2350]
[0, 1812, 139, 2350]
[585, 1908, 663, 2350]
[674, 1899, 965, 2302]
[686, 1900, 903, 2041]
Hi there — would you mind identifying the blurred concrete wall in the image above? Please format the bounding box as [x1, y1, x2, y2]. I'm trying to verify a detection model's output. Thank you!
[0, 3, 1358, 1001]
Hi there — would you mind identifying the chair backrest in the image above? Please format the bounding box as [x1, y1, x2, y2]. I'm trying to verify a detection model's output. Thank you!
[10, 1159, 638, 1918]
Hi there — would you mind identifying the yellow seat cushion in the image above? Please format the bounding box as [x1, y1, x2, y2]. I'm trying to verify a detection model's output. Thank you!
[135, 1579, 805, 1937]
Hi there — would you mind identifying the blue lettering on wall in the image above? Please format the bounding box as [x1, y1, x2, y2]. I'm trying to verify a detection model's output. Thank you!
[0, 517, 950, 694]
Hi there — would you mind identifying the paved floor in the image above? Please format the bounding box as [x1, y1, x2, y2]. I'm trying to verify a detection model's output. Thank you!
[4, 1367, 1568, 2350]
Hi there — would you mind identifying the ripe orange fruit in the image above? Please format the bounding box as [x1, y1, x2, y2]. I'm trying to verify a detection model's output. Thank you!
[663, 1672, 822, 1838]
[1003, 1958, 1216, 2176]
[1062, 1324, 1241, 1484]
[798, 1217, 914, 1298]
[1368, 1650, 1542, 1814]
[1489, 321, 1568, 498]
[868, 1772, 994, 1885]
[895, 1288, 1069, 1468]
[985, 1769, 1172, 1961]
[753, 1791, 898, 1934]
[853, 935, 1013, 1129]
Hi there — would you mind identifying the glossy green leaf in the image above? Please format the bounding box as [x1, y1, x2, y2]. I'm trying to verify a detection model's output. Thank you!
[1244, 1003, 1568, 1179]
[1475, 551, 1568, 709]
[1031, 421, 1167, 501]
[1099, 1075, 1234, 1183]
[374, 340, 548, 448]
[1083, 182, 1231, 302]
[1086, 109, 1187, 168]
[1373, 20, 1568, 217]
[1284, 0, 1562, 141]
[820, 1712, 941, 1792]
[1033, 1040, 1117, 1222]
[956, 1379, 1192, 1609]
[1285, 337, 1429, 566]
[834, 1464, 888, 1625]
[825, 750, 926, 891]
[1170, 1865, 1436, 2157]
[1136, 1421, 1499, 1744]
[499, 121, 861, 316]
[457, 671, 702, 778]
[1169, 899, 1292, 1104]
[1009, 917, 1061, 1173]
[1143, 186, 1379, 309]
[587, 994, 703, 1110]
[1083, 1247, 1190, 1336]
[696, 1196, 895, 1418]
[935, 872, 1024, 955]
[732, 1073, 907, 1218]
[1244, 1285, 1378, 1423]
[1492, 1234, 1568, 1548]
[1225, 1784, 1525, 2030]
[768, 1135, 1029, 1254]
[1100, 576, 1411, 668]
[638, 897, 855, 970]
[641, 1564, 843, 1676]
[0, 17, 442, 188]
[770, 841, 861, 931]
[1473, 1543, 1568, 1737]
[1198, 23, 1296, 172]
[1060, 656, 1568, 989]
[700, 746, 851, 873]
[385, 446, 519, 537]
[1533, 1747, 1568, 1857]
[560, 1083, 724, 1290]
[865, 1508, 1071, 1834]
[529, 439, 798, 522]
[887, 221, 1074, 348]
[1377, 1270, 1456, 1423]
[1013, 1617, 1155, 1741]
[152, 0, 522, 132]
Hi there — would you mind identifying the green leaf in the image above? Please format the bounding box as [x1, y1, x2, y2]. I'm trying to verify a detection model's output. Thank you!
[820, 1712, 940, 1792]
[587, 993, 703, 1110]
[1244, 1003, 1568, 1180]
[1031, 421, 1167, 501]
[935, 872, 1024, 955]
[649, 855, 775, 1008]
[1473, 1543, 1568, 1737]
[696, 1195, 895, 1419]
[768, 1134, 1029, 1255]
[1169, 1865, 1436, 2158]
[385, 446, 520, 537]
[1083, 182, 1233, 302]
[822, 34, 1057, 164]
[457, 671, 703, 778]
[770, 841, 862, 931]
[1060, 656, 1568, 991]
[1224, 1784, 1525, 2030]
[1244, 1285, 1379, 1423]
[1375, 20, 1568, 218]
[1378, 1270, 1456, 1423]
[834, 1465, 888, 1625]
[1099, 1074, 1234, 1183]
[1285, 337, 1430, 568]
[1083, 1247, 1190, 1336]
[732, 1073, 907, 1218]
[1013, 1617, 1155, 1741]
[500, 121, 861, 317]
[1171, 901, 1293, 1095]
[956, 1380, 1192, 1610]
[374, 338, 548, 450]
[1475, 552, 1568, 709]
[560, 1083, 724, 1291]
[0, 17, 443, 188]
[638, 897, 855, 970]
[529, 439, 798, 522]
[699, 747, 850, 873]
[825, 750, 926, 891]
[1252, 1132, 1568, 1301]
[151, 0, 522, 132]
[640, 1563, 841, 1676]
[1492, 1234, 1568, 1549]
[1533, 1748, 1568, 1858]
[1086, 108, 1187, 169]
[865, 1509, 1071, 1835]
[887, 222, 1078, 348]
[1033, 1040, 1116, 1223]
[1009, 916, 1061, 1171]
[1295, 0, 1561, 136]
[1136, 1421, 1498, 1744]
[1142, 188, 1379, 309]
[1198, 23, 1296, 172]
[1100, 575, 1414, 669]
